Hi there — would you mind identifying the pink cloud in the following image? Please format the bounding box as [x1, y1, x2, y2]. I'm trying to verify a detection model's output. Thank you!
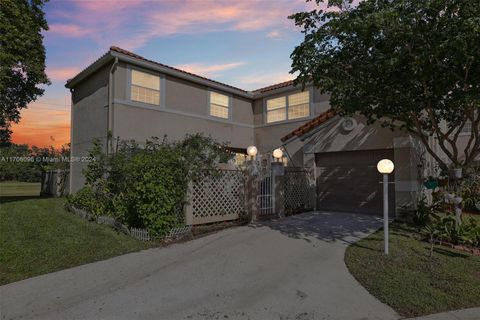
[72, 0, 143, 11]
[266, 31, 282, 39]
[47, 0, 325, 50]
[235, 72, 296, 91]
[49, 23, 91, 38]
[173, 62, 245, 77]
[143, 1, 300, 39]
[47, 67, 82, 82]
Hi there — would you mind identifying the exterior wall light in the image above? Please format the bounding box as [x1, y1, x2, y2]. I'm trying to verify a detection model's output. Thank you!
[377, 158, 394, 255]
[247, 145, 258, 159]
[246, 146, 259, 176]
[272, 148, 283, 161]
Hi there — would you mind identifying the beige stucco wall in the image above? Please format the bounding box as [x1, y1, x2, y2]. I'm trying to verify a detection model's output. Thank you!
[113, 63, 254, 126]
[304, 115, 404, 153]
[70, 63, 111, 193]
[393, 136, 425, 213]
[109, 62, 255, 147]
[111, 103, 253, 148]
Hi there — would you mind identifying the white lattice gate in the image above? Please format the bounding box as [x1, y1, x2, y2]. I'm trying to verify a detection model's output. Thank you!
[185, 166, 246, 225]
[257, 170, 274, 217]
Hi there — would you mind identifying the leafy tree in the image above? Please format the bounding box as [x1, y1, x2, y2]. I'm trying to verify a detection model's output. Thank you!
[0, 143, 69, 182]
[0, 0, 50, 145]
[290, 0, 479, 170]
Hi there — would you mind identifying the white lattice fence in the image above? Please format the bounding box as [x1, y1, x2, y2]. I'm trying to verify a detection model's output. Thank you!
[186, 167, 246, 225]
[284, 169, 313, 214]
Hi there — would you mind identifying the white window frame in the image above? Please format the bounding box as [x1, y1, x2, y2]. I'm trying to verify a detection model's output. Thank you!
[264, 89, 312, 124]
[208, 89, 231, 121]
[126, 66, 165, 109]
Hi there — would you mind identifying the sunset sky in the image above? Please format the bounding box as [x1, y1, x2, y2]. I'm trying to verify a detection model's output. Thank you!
[12, 0, 320, 148]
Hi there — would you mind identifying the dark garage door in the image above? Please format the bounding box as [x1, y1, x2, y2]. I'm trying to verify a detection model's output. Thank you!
[315, 149, 395, 216]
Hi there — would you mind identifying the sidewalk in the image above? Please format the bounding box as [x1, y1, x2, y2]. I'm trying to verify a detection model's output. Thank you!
[406, 307, 479, 320]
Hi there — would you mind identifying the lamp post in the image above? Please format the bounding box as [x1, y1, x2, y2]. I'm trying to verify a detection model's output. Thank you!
[377, 159, 394, 255]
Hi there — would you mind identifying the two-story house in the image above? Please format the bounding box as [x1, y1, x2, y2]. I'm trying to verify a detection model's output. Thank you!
[65, 46, 476, 216]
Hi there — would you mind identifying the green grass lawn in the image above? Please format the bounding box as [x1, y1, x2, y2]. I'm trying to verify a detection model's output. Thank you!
[0, 181, 41, 197]
[345, 223, 480, 317]
[0, 195, 156, 285]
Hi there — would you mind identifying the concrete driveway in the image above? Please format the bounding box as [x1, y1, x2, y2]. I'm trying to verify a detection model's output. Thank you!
[0, 211, 399, 320]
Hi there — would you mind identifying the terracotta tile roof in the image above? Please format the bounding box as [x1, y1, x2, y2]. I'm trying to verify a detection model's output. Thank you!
[281, 109, 336, 142]
[252, 80, 295, 93]
[109, 46, 249, 93]
[68, 46, 300, 95]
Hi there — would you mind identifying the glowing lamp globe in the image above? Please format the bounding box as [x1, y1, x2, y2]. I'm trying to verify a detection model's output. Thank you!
[377, 159, 394, 174]
[273, 148, 283, 159]
[247, 145, 258, 157]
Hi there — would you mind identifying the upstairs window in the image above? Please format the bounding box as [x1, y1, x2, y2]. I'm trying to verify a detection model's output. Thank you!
[131, 69, 160, 105]
[266, 96, 287, 123]
[288, 91, 310, 120]
[266, 90, 310, 123]
[210, 92, 229, 119]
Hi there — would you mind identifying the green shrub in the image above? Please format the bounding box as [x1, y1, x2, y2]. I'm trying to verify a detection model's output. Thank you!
[422, 214, 480, 248]
[65, 186, 110, 218]
[66, 187, 96, 211]
[412, 196, 433, 227]
[459, 166, 480, 212]
[406, 195, 443, 228]
[68, 134, 232, 237]
[462, 218, 480, 248]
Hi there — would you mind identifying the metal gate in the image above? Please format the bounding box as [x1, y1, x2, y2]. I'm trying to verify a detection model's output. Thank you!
[258, 173, 273, 216]
[257, 167, 274, 217]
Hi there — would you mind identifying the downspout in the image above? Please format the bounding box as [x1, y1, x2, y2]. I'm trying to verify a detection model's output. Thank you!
[107, 57, 119, 154]
[69, 88, 74, 194]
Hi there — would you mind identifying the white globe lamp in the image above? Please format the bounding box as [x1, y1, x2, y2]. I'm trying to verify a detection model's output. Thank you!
[377, 159, 394, 174]
[272, 148, 283, 161]
[247, 145, 257, 159]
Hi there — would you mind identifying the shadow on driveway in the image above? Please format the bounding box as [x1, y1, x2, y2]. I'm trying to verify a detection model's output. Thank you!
[250, 211, 384, 246]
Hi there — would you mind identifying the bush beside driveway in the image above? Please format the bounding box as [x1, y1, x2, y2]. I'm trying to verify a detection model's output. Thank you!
[345, 223, 480, 318]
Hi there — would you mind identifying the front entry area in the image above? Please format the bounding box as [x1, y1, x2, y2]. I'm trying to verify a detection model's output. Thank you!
[315, 149, 395, 216]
